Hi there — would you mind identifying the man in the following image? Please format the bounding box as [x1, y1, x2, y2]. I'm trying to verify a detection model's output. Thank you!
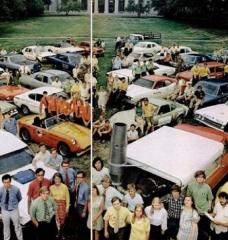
[57, 95, 71, 119]
[27, 168, 50, 213]
[47, 94, 57, 116]
[187, 170, 214, 240]
[30, 186, 58, 240]
[127, 124, 139, 143]
[19, 62, 30, 75]
[104, 197, 131, 240]
[39, 91, 49, 117]
[0, 174, 23, 240]
[2, 112, 18, 135]
[98, 119, 112, 142]
[80, 100, 91, 127]
[146, 59, 155, 75]
[45, 148, 63, 171]
[32, 143, 51, 169]
[142, 98, 156, 134]
[191, 62, 200, 86]
[189, 85, 205, 112]
[199, 63, 210, 80]
[132, 60, 142, 80]
[165, 184, 184, 240]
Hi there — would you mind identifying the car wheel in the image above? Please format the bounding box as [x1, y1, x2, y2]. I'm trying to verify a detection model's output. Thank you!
[20, 128, 31, 142]
[21, 105, 30, 115]
[57, 142, 70, 157]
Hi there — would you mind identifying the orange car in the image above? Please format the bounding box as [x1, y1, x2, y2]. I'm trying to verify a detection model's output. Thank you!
[0, 85, 28, 101]
[18, 114, 91, 157]
[79, 41, 104, 57]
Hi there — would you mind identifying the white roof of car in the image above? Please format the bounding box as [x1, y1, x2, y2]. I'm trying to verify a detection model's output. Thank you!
[0, 130, 27, 156]
[17, 86, 62, 97]
[126, 126, 224, 187]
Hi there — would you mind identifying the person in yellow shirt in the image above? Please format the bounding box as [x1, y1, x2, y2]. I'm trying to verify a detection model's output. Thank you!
[224, 61, 228, 80]
[70, 80, 81, 98]
[199, 63, 210, 80]
[142, 98, 156, 134]
[191, 63, 200, 86]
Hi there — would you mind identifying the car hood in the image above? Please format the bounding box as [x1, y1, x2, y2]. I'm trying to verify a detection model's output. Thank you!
[38, 52, 56, 58]
[196, 104, 228, 124]
[0, 86, 28, 100]
[127, 84, 152, 99]
[50, 122, 91, 149]
[0, 101, 17, 113]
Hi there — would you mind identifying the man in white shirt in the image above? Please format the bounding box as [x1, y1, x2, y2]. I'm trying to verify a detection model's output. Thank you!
[127, 124, 139, 143]
[32, 143, 51, 169]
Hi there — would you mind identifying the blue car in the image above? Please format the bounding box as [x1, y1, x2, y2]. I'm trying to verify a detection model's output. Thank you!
[194, 79, 228, 107]
[47, 52, 83, 73]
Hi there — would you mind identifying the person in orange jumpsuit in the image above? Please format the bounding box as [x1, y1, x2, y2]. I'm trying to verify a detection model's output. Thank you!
[57, 96, 71, 120]
[70, 93, 83, 123]
[47, 94, 58, 116]
[39, 91, 49, 117]
[80, 100, 91, 127]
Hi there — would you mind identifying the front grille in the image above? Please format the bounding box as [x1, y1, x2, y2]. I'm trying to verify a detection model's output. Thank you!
[201, 117, 223, 129]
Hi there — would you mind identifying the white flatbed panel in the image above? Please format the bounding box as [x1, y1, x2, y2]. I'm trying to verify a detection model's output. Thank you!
[127, 126, 224, 186]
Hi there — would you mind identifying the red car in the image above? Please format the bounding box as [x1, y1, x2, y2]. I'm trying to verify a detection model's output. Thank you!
[79, 41, 104, 57]
[0, 85, 28, 101]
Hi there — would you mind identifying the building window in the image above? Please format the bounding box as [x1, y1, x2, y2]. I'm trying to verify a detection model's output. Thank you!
[119, 0, 125, 12]
[109, 0, 115, 13]
[98, 0, 105, 13]
[81, 0, 88, 10]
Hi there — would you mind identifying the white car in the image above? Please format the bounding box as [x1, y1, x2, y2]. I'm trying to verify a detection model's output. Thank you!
[195, 102, 228, 132]
[22, 45, 56, 62]
[133, 41, 162, 54]
[126, 75, 177, 102]
[0, 130, 56, 225]
[13, 86, 66, 115]
[51, 42, 84, 54]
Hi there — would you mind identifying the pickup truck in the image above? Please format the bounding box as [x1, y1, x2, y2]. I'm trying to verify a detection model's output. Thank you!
[127, 32, 162, 45]
[109, 123, 228, 204]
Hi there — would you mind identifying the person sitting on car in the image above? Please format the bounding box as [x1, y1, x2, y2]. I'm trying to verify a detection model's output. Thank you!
[146, 59, 155, 75]
[51, 76, 62, 89]
[176, 81, 194, 105]
[33, 116, 42, 127]
[127, 124, 139, 143]
[140, 61, 147, 76]
[199, 63, 210, 80]
[132, 60, 142, 80]
[224, 60, 228, 80]
[189, 85, 205, 112]
[191, 63, 200, 86]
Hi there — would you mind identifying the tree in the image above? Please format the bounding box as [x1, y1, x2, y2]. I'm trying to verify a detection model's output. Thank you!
[59, 0, 81, 16]
[125, 0, 148, 17]
[26, 0, 44, 16]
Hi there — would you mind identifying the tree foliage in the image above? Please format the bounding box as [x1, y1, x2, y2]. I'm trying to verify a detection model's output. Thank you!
[125, 0, 150, 17]
[59, 0, 81, 16]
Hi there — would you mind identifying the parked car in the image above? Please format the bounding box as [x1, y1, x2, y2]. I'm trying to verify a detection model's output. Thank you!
[127, 33, 162, 44]
[0, 130, 56, 225]
[126, 52, 154, 65]
[211, 49, 228, 63]
[18, 114, 91, 156]
[13, 86, 67, 115]
[22, 45, 56, 62]
[133, 41, 162, 54]
[126, 75, 177, 101]
[47, 53, 82, 73]
[194, 79, 228, 107]
[0, 85, 28, 101]
[19, 69, 74, 91]
[0, 54, 37, 72]
[0, 100, 18, 115]
[79, 41, 104, 56]
[50, 42, 84, 54]
[110, 98, 188, 128]
[194, 101, 228, 132]
[176, 61, 225, 81]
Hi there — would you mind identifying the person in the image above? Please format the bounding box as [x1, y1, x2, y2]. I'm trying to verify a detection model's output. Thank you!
[132, 60, 142, 80]
[51, 76, 62, 88]
[70, 80, 81, 97]
[92, 157, 110, 185]
[80, 100, 91, 127]
[146, 59, 155, 75]
[92, 183, 104, 240]
[145, 197, 168, 240]
[39, 91, 49, 117]
[57, 95, 71, 119]
[30, 186, 58, 240]
[50, 173, 70, 239]
[98, 119, 112, 142]
[142, 98, 156, 134]
[46, 148, 63, 170]
[19, 62, 31, 75]
[135, 113, 145, 137]
[176, 81, 194, 105]
[0, 68, 10, 85]
[32, 143, 51, 169]
[0, 174, 23, 240]
[97, 86, 108, 111]
[0, 107, 4, 127]
[224, 61, 228, 80]
[141, 61, 147, 76]
[187, 170, 213, 240]
[189, 85, 205, 112]
[165, 184, 184, 240]
[27, 168, 50, 213]
[104, 197, 131, 240]
[74, 171, 90, 238]
[191, 63, 200, 86]
[129, 204, 150, 240]
[127, 124, 139, 143]
[177, 195, 200, 240]
[70, 92, 83, 123]
[123, 184, 144, 212]
[2, 112, 18, 135]
[47, 94, 58, 116]
[210, 192, 228, 240]
[112, 55, 122, 70]
[199, 63, 210, 80]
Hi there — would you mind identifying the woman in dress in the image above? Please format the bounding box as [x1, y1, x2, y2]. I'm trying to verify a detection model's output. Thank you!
[177, 195, 200, 240]
[92, 183, 104, 240]
[50, 172, 70, 239]
[130, 204, 150, 240]
[92, 157, 110, 185]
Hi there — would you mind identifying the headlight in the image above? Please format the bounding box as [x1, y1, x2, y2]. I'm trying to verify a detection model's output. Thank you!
[221, 125, 225, 129]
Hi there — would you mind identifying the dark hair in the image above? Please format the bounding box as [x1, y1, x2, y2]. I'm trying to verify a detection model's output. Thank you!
[35, 168, 45, 175]
[43, 91, 48, 95]
[52, 172, 63, 184]
[111, 196, 121, 204]
[218, 191, 228, 200]
[184, 195, 197, 210]
[2, 174, 11, 182]
[170, 184, 181, 193]
[39, 142, 46, 148]
[77, 171, 86, 178]
[194, 170, 206, 179]
[92, 183, 100, 195]
[50, 148, 57, 153]
[61, 159, 70, 166]
[130, 124, 136, 128]
[92, 157, 104, 169]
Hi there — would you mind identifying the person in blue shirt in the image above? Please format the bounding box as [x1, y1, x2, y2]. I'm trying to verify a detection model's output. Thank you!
[0, 174, 23, 240]
[2, 112, 17, 135]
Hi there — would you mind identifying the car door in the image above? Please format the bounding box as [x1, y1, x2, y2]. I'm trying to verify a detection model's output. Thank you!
[154, 104, 172, 126]
[31, 74, 45, 88]
[27, 93, 42, 113]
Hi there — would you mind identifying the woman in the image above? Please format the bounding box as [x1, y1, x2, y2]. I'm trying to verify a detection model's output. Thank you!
[145, 197, 168, 240]
[92, 184, 104, 240]
[177, 195, 200, 240]
[130, 204, 150, 240]
[92, 157, 110, 185]
[50, 172, 70, 239]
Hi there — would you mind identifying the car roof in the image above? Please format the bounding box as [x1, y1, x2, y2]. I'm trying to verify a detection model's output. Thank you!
[142, 75, 176, 82]
[17, 86, 62, 96]
[57, 52, 82, 56]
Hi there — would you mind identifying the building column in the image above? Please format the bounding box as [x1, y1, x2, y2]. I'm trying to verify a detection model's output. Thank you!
[94, 0, 98, 13]
[124, 0, 129, 9]
[114, 0, 119, 14]
[105, 0, 109, 14]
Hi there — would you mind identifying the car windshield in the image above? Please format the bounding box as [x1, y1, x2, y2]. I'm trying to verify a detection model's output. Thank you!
[0, 148, 33, 174]
[200, 83, 218, 96]
[136, 43, 146, 48]
[133, 78, 154, 89]
[11, 55, 26, 63]
[44, 115, 64, 128]
[69, 55, 81, 65]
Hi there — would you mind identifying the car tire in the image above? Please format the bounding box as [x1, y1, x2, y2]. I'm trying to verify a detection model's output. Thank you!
[21, 105, 30, 115]
[20, 128, 31, 142]
[57, 142, 70, 157]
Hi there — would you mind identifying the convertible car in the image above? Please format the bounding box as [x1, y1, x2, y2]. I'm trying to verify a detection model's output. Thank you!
[18, 115, 91, 156]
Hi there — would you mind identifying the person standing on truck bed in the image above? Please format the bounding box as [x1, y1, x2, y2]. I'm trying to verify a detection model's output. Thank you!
[187, 170, 214, 240]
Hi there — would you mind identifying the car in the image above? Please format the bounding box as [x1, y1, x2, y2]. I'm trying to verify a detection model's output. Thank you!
[194, 101, 228, 132]
[132, 41, 162, 54]
[0, 54, 37, 72]
[47, 53, 83, 72]
[109, 98, 188, 128]
[126, 52, 154, 66]
[18, 114, 91, 156]
[0, 130, 56, 225]
[127, 33, 162, 45]
[177, 46, 197, 54]
[176, 61, 225, 81]
[50, 42, 84, 54]
[211, 49, 228, 63]
[21, 45, 56, 62]
[0, 85, 28, 101]
[0, 100, 18, 115]
[13, 86, 67, 115]
[79, 41, 104, 56]
[19, 69, 74, 91]
[126, 75, 177, 101]
[194, 79, 228, 107]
